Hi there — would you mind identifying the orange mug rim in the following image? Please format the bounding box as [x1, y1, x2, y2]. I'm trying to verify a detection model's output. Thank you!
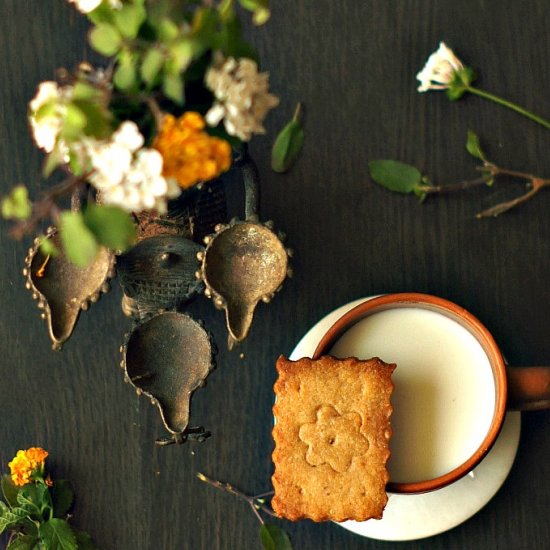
[311, 292, 508, 494]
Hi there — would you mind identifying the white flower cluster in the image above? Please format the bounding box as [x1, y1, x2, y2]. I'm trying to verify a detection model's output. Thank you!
[417, 42, 464, 92]
[29, 83, 180, 213]
[88, 122, 181, 213]
[67, 0, 122, 13]
[29, 81, 72, 153]
[205, 54, 279, 141]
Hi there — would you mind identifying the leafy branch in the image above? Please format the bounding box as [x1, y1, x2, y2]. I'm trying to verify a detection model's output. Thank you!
[369, 130, 550, 218]
[1, 448, 96, 550]
[196, 472, 292, 550]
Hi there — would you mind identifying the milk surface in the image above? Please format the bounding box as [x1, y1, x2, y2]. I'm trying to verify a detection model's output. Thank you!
[330, 307, 496, 483]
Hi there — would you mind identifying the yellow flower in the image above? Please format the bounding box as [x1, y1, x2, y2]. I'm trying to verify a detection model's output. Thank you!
[8, 447, 48, 486]
[153, 112, 232, 190]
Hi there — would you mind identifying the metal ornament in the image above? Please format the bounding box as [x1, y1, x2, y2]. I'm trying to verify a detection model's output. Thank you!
[197, 219, 292, 349]
[121, 311, 215, 445]
[117, 234, 204, 320]
[23, 227, 115, 350]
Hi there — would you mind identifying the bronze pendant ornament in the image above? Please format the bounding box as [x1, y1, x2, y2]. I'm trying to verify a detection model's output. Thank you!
[23, 227, 115, 350]
[121, 311, 214, 445]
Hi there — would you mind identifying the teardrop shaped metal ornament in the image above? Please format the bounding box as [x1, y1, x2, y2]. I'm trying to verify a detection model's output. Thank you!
[198, 219, 291, 349]
[23, 227, 115, 350]
[117, 235, 204, 319]
[121, 311, 215, 444]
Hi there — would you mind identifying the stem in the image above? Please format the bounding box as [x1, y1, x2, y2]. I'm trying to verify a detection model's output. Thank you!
[145, 97, 164, 131]
[421, 175, 489, 194]
[478, 165, 548, 182]
[293, 102, 302, 122]
[254, 491, 275, 499]
[418, 161, 550, 217]
[467, 86, 550, 130]
[196, 473, 274, 525]
[477, 178, 550, 218]
[8, 174, 89, 240]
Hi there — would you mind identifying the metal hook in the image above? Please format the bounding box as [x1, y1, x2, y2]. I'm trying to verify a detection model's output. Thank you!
[155, 426, 211, 446]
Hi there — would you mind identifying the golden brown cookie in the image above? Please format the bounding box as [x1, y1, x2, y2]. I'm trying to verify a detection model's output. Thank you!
[271, 355, 395, 522]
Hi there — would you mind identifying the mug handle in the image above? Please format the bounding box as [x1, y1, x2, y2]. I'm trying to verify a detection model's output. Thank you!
[507, 366, 550, 410]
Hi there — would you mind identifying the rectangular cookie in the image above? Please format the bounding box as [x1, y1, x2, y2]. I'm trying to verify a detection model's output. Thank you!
[271, 355, 395, 522]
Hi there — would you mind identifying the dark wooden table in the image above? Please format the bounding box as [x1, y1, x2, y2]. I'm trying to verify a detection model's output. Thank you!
[1, 1, 549, 548]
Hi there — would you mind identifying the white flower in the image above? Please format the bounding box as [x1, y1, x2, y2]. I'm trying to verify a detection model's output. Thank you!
[87, 122, 181, 213]
[67, 0, 122, 14]
[89, 142, 133, 189]
[28, 81, 72, 153]
[205, 54, 279, 141]
[112, 121, 144, 153]
[416, 42, 465, 92]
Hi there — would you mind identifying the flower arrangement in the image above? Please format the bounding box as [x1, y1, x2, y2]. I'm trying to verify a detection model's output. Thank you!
[1, 0, 300, 267]
[1, 447, 95, 549]
[369, 42, 550, 216]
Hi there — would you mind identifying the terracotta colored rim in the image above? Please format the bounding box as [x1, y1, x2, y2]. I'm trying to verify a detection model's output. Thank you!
[312, 293, 508, 495]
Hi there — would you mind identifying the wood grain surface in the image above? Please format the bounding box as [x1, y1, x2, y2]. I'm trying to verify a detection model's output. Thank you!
[1, 1, 549, 549]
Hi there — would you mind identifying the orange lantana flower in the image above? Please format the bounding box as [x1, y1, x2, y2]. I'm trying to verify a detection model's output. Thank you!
[8, 447, 48, 486]
[153, 112, 232, 190]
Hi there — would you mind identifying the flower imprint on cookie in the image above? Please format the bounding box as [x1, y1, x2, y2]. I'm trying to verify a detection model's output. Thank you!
[299, 405, 369, 473]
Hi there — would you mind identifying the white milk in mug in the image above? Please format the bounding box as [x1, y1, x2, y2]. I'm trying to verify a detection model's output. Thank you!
[329, 307, 496, 484]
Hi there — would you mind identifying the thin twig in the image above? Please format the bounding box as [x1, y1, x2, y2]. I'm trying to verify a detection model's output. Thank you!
[420, 175, 489, 194]
[254, 491, 275, 499]
[8, 174, 89, 240]
[145, 97, 164, 131]
[476, 178, 550, 218]
[416, 161, 550, 217]
[197, 472, 275, 525]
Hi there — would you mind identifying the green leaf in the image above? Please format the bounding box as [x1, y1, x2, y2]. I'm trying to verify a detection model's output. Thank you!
[83, 204, 136, 252]
[141, 48, 166, 86]
[43, 147, 65, 178]
[17, 484, 46, 515]
[74, 530, 97, 550]
[39, 519, 77, 550]
[219, 0, 235, 21]
[169, 40, 195, 72]
[39, 236, 59, 258]
[72, 82, 102, 102]
[163, 73, 184, 104]
[73, 101, 112, 140]
[6, 534, 39, 550]
[51, 480, 73, 519]
[259, 523, 293, 550]
[1, 475, 20, 507]
[157, 17, 179, 41]
[271, 104, 304, 173]
[33, 100, 57, 122]
[368, 160, 422, 194]
[216, 15, 258, 61]
[465, 129, 486, 161]
[59, 211, 99, 267]
[87, 3, 116, 25]
[1, 186, 32, 220]
[113, 4, 146, 39]
[446, 67, 476, 101]
[89, 23, 122, 57]
[0, 507, 29, 535]
[60, 103, 87, 141]
[114, 56, 138, 91]
[239, 0, 271, 25]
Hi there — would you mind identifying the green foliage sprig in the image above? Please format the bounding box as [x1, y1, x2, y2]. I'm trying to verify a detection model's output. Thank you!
[370, 42, 550, 216]
[0, 448, 95, 550]
[197, 472, 292, 550]
[369, 131, 550, 218]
